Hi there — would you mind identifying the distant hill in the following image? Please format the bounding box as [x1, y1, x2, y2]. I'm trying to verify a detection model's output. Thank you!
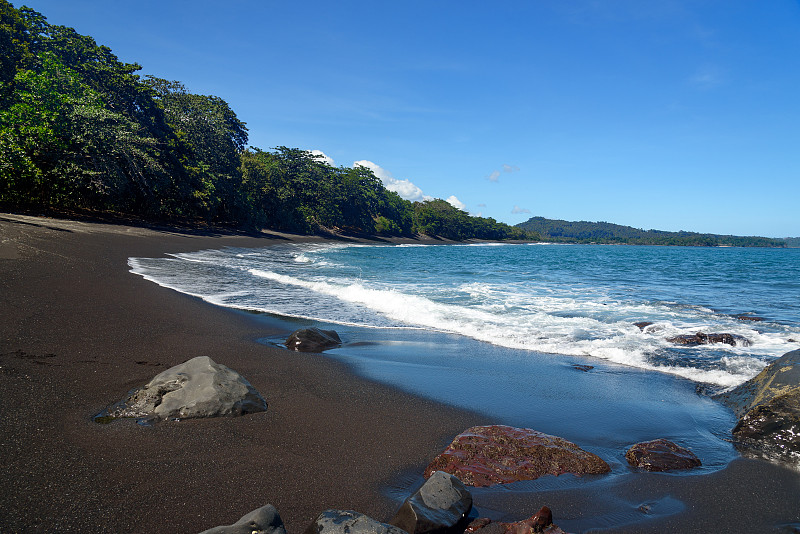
[784, 237, 800, 248]
[516, 216, 787, 247]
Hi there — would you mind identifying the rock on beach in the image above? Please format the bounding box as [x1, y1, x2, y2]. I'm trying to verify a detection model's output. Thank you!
[103, 355, 267, 422]
[715, 349, 800, 462]
[305, 510, 407, 534]
[424, 425, 610, 487]
[285, 327, 342, 352]
[625, 439, 702, 471]
[390, 471, 473, 534]
[199, 504, 287, 534]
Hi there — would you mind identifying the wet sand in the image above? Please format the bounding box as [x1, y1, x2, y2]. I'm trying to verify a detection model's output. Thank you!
[1, 213, 798, 533]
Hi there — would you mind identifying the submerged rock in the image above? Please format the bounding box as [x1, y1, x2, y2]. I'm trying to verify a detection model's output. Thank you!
[285, 327, 342, 352]
[102, 356, 267, 422]
[633, 321, 654, 331]
[424, 425, 610, 487]
[715, 349, 800, 462]
[390, 471, 472, 534]
[305, 510, 407, 534]
[199, 504, 286, 534]
[625, 439, 701, 471]
[667, 332, 750, 347]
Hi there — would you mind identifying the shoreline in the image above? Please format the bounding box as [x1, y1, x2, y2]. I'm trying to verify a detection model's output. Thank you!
[1, 213, 799, 533]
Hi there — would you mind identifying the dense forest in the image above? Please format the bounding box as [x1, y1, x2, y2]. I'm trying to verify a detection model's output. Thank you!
[516, 216, 788, 247]
[0, 1, 530, 241]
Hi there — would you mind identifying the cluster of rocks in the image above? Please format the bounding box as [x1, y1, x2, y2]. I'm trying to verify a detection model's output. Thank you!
[200, 423, 705, 534]
[714, 349, 800, 463]
[200, 471, 566, 534]
[97, 329, 799, 532]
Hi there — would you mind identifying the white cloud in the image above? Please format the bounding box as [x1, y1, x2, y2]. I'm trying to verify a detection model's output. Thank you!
[354, 159, 432, 202]
[310, 149, 334, 166]
[488, 170, 501, 182]
[446, 196, 466, 211]
[502, 164, 520, 173]
[511, 206, 531, 214]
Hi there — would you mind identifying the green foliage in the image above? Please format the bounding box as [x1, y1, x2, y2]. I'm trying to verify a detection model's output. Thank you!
[517, 216, 786, 248]
[0, 1, 532, 241]
[412, 199, 533, 240]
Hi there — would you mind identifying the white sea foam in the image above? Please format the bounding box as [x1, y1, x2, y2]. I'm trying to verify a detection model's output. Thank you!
[130, 243, 800, 389]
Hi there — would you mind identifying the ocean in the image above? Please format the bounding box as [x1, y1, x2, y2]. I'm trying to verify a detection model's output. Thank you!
[129, 242, 800, 390]
[129, 241, 800, 490]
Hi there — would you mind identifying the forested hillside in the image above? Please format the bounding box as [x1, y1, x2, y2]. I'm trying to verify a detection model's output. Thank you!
[0, 1, 529, 241]
[517, 216, 786, 247]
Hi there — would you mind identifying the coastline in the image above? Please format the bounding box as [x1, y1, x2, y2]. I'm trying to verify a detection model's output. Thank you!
[1, 213, 798, 533]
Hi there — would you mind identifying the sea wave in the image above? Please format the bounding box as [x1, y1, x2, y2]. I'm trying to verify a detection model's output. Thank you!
[130, 242, 800, 388]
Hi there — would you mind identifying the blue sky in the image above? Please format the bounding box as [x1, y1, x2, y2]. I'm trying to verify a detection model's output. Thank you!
[20, 1, 800, 237]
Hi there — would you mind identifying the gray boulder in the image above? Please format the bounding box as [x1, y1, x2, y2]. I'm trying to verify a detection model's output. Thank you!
[199, 504, 286, 534]
[305, 510, 407, 534]
[390, 471, 473, 534]
[715, 349, 800, 462]
[106, 356, 267, 422]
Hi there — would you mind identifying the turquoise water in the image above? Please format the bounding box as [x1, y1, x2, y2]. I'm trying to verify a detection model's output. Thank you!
[130, 243, 800, 389]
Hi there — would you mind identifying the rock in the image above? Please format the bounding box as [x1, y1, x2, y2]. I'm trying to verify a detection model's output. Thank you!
[633, 321, 654, 330]
[285, 327, 342, 352]
[103, 356, 267, 422]
[715, 349, 800, 462]
[465, 508, 566, 534]
[199, 504, 286, 534]
[424, 425, 610, 487]
[666, 332, 750, 347]
[571, 364, 594, 372]
[736, 315, 764, 322]
[625, 439, 701, 471]
[390, 471, 472, 534]
[305, 510, 407, 534]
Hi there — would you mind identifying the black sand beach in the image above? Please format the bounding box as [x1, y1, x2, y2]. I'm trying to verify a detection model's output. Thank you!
[1, 213, 799, 533]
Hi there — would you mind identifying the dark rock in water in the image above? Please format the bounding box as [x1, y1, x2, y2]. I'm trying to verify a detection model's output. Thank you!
[99, 356, 267, 423]
[305, 510, 407, 534]
[199, 504, 286, 534]
[634, 321, 654, 330]
[736, 314, 765, 322]
[424, 425, 610, 487]
[715, 349, 800, 462]
[390, 471, 472, 534]
[285, 327, 342, 352]
[571, 364, 594, 372]
[667, 332, 750, 347]
[625, 439, 701, 471]
[465, 508, 566, 534]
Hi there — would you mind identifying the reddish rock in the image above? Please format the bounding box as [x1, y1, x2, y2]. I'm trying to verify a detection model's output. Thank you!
[633, 321, 654, 330]
[466, 509, 567, 534]
[424, 425, 610, 487]
[667, 332, 750, 347]
[625, 439, 701, 471]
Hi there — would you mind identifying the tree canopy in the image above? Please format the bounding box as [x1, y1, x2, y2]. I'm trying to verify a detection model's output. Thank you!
[0, 0, 531, 241]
